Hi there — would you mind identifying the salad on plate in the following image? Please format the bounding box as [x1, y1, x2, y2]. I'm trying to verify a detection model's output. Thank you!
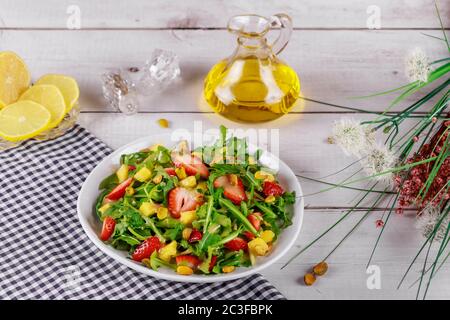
[95, 127, 295, 276]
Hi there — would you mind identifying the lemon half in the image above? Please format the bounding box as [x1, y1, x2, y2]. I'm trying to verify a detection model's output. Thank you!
[0, 101, 51, 141]
[20, 84, 66, 129]
[0, 51, 31, 106]
[35, 74, 79, 112]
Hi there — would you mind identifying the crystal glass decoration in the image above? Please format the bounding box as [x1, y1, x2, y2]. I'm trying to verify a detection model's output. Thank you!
[101, 49, 181, 113]
[139, 49, 181, 92]
[101, 71, 139, 115]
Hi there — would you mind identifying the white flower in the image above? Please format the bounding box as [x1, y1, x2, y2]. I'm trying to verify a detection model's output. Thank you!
[416, 206, 450, 242]
[332, 118, 374, 156]
[405, 48, 431, 83]
[361, 144, 397, 185]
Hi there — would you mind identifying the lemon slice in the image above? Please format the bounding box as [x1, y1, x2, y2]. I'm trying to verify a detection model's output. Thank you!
[0, 51, 31, 105]
[20, 84, 66, 129]
[35, 74, 79, 112]
[0, 101, 51, 141]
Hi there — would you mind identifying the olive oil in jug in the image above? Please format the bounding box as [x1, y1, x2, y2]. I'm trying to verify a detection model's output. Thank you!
[204, 14, 300, 122]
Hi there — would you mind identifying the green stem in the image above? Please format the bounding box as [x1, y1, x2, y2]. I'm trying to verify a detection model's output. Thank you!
[219, 198, 259, 236]
[203, 196, 214, 234]
[143, 217, 165, 242]
[323, 188, 387, 262]
[254, 202, 278, 220]
[295, 174, 395, 194]
[317, 156, 438, 195]
[398, 207, 450, 289]
[367, 193, 399, 268]
[127, 227, 147, 241]
[215, 229, 242, 247]
[281, 182, 379, 269]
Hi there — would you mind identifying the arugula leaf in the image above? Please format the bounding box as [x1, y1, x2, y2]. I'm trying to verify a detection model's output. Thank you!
[219, 198, 259, 236]
[212, 250, 250, 273]
[98, 172, 118, 190]
[164, 223, 184, 241]
[123, 208, 145, 228]
[199, 224, 221, 251]
[114, 235, 141, 246]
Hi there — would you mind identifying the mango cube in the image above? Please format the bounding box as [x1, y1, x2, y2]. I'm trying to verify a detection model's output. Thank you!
[260, 230, 275, 243]
[98, 203, 111, 215]
[180, 176, 197, 188]
[159, 240, 177, 262]
[248, 238, 269, 256]
[180, 210, 197, 225]
[134, 167, 152, 182]
[116, 164, 129, 183]
[139, 202, 157, 217]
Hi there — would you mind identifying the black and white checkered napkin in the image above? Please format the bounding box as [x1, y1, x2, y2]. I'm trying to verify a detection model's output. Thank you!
[0, 125, 284, 300]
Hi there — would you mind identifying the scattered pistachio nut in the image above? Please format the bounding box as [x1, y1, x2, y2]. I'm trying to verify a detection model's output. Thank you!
[313, 261, 328, 276]
[157, 118, 169, 128]
[222, 266, 235, 273]
[177, 265, 193, 275]
[265, 195, 276, 203]
[125, 186, 135, 196]
[304, 273, 316, 286]
[152, 174, 163, 184]
[327, 136, 335, 144]
[182, 227, 193, 240]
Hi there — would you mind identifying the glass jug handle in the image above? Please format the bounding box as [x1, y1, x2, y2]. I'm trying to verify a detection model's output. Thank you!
[269, 14, 293, 55]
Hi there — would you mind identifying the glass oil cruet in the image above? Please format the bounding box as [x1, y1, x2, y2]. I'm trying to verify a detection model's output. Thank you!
[203, 14, 300, 122]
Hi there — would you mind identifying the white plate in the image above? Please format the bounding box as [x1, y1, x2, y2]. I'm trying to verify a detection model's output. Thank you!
[77, 133, 304, 283]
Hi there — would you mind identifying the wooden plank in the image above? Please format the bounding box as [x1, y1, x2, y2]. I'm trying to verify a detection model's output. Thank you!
[77, 112, 416, 209]
[1, 0, 449, 29]
[2, 29, 448, 113]
[262, 210, 450, 299]
[77, 112, 450, 298]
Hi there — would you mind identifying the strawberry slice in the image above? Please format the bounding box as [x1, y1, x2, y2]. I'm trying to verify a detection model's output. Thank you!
[131, 236, 162, 262]
[262, 181, 284, 197]
[188, 228, 203, 243]
[168, 187, 204, 218]
[105, 177, 133, 201]
[164, 167, 177, 176]
[224, 237, 248, 251]
[175, 255, 201, 268]
[214, 174, 247, 205]
[209, 255, 218, 272]
[172, 153, 209, 178]
[248, 212, 262, 231]
[243, 231, 255, 241]
[100, 216, 116, 241]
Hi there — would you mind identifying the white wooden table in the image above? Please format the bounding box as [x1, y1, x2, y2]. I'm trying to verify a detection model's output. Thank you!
[2, 0, 449, 299]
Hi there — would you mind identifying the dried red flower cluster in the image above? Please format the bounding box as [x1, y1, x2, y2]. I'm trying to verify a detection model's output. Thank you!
[395, 120, 450, 214]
